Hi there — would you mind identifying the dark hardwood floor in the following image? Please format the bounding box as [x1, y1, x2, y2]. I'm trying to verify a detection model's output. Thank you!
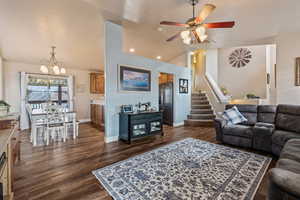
[14, 123, 276, 200]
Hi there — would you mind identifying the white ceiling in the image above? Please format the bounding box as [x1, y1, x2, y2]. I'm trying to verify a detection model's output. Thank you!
[0, 0, 300, 70]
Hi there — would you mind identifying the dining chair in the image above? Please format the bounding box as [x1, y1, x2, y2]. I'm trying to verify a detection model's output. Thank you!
[45, 104, 67, 145]
[64, 112, 79, 139]
[26, 104, 46, 146]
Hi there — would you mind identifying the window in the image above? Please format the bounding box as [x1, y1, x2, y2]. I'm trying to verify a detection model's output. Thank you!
[26, 75, 70, 108]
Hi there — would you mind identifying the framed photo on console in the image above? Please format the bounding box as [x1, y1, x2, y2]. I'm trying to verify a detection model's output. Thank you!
[118, 65, 151, 92]
[179, 78, 188, 94]
[121, 105, 133, 113]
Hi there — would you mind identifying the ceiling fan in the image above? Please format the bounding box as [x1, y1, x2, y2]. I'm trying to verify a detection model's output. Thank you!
[160, 0, 235, 45]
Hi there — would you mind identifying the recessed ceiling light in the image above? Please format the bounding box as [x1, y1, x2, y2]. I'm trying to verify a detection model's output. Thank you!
[157, 27, 163, 32]
[156, 56, 162, 60]
[129, 48, 135, 52]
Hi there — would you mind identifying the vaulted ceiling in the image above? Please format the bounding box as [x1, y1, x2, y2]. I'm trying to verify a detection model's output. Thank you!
[0, 0, 300, 70]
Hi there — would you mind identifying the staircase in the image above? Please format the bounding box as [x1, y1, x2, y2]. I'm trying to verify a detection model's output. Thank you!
[184, 92, 216, 127]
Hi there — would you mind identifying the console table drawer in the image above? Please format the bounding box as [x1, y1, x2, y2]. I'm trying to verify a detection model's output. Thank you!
[131, 113, 162, 120]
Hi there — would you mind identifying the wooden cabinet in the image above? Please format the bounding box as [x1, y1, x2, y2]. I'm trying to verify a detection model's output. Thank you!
[0, 119, 20, 200]
[90, 73, 104, 94]
[119, 111, 164, 144]
[91, 104, 104, 130]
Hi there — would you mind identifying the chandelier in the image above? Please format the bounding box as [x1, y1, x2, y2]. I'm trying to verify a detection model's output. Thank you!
[40, 46, 66, 75]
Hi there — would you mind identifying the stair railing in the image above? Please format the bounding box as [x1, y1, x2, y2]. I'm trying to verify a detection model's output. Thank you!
[204, 73, 231, 104]
[196, 73, 231, 114]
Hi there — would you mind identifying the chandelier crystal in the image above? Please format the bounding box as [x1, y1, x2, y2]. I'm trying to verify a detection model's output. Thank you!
[40, 46, 66, 75]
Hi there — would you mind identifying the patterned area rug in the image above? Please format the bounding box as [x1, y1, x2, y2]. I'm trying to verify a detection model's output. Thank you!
[93, 138, 271, 200]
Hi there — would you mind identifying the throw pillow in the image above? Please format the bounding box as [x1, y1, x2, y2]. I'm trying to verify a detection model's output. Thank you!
[222, 106, 247, 125]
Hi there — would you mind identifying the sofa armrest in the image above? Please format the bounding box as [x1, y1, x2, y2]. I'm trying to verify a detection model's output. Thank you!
[255, 122, 275, 129]
[269, 168, 300, 198]
[214, 118, 226, 142]
[215, 118, 226, 127]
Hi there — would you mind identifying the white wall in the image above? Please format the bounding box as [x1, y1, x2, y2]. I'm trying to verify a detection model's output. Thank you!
[3, 60, 102, 121]
[205, 49, 218, 83]
[276, 32, 300, 104]
[104, 21, 191, 142]
[265, 45, 277, 105]
[218, 45, 267, 99]
[0, 56, 3, 100]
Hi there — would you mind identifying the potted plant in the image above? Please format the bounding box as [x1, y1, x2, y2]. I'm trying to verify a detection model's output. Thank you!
[246, 93, 260, 99]
[220, 87, 229, 96]
[0, 100, 10, 116]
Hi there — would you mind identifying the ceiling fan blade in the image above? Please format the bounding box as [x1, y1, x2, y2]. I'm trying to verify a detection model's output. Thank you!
[195, 4, 216, 24]
[166, 32, 181, 42]
[204, 21, 235, 28]
[160, 21, 187, 27]
[192, 30, 201, 43]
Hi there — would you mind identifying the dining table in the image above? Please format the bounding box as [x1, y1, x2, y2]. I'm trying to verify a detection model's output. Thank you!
[30, 109, 78, 146]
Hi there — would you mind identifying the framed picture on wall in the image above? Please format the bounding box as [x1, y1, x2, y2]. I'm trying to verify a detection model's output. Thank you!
[179, 78, 188, 94]
[296, 57, 300, 86]
[118, 65, 151, 92]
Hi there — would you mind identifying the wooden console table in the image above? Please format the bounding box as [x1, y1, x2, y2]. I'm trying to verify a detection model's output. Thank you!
[119, 111, 163, 144]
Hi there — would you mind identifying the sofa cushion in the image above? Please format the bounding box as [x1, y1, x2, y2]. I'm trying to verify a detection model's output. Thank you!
[222, 106, 247, 125]
[280, 139, 300, 162]
[268, 168, 300, 199]
[276, 104, 300, 133]
[223, 124, 253, 138]
[253, 124, 273, 153]
[223, 135, 252, 148]
[272, 130, 300, 147]
[276, 159, 300, 174]
[258, 105, 276, 124]
[226, 104, 258, 126]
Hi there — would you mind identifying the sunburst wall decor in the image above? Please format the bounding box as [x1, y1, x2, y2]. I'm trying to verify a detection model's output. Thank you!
[229, 48, 252, 68]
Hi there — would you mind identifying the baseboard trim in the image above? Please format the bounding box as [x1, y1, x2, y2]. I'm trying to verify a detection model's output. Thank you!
[105, 136, 119, 143]
[78, 118, 91, 123]
[173, 122, 184, 127]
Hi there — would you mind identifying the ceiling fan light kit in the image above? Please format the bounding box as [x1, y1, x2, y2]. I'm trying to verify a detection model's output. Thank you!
[160, 0, 235, 45]
[181, 30, 191, 44]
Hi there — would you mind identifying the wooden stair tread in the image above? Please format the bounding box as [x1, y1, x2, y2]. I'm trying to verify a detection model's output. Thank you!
[184, 119, 214, 127]
[191, 110, 214, 114]
[192, 105, 211, 108]
[191, 102, 210, 105]
[186, 92, 214, 127]
[191, 109, 213, 111]
[188, 114, 215, 117]
[186, 119, 214, 122]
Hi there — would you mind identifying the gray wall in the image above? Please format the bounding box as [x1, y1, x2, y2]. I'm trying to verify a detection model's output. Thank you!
[104, 21, 191, 142]
[218, 45, 267, 99]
